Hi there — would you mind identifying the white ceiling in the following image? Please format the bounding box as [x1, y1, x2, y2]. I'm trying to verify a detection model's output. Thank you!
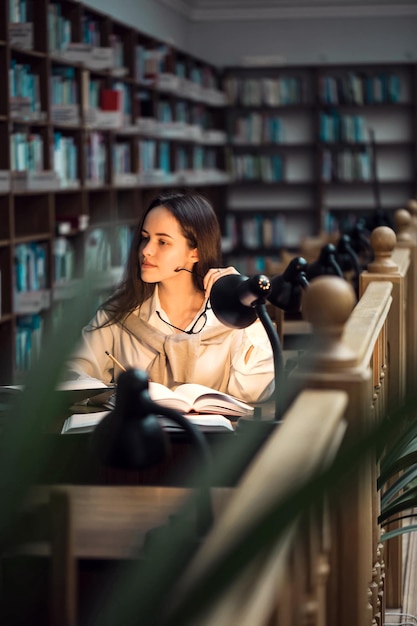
[158, 0, 417, 20]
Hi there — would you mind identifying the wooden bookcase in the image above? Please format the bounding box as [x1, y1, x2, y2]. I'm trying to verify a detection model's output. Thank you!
[0, 0, 228, 384]
[222, 63, 417, 274]
[3, 1, 417, 383]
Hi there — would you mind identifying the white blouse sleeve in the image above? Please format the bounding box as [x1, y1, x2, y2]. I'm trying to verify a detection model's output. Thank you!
[66, 309, 115, 383]
[227, 319, 276, 403]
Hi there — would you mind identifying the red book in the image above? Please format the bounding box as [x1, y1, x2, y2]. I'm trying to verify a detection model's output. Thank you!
[100, 89, 122, 111]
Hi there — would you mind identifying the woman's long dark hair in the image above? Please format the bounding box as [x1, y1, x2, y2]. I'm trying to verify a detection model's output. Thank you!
[100, 191, 222, 326]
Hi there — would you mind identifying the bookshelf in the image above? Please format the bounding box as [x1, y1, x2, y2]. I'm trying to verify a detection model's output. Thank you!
[0, 0, 228, 384]
[222, 63, 417, 274]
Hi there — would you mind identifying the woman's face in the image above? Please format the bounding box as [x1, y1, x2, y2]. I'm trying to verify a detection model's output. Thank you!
[139, 205, 198, 283]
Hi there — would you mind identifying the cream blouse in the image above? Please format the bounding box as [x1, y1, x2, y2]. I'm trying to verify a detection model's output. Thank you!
[67, 286, 275, 403]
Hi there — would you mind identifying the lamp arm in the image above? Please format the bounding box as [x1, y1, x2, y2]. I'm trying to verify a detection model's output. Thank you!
[298, 273, 309, 289]
[254, 302, 284, 420]
[144, 399, 213, 534]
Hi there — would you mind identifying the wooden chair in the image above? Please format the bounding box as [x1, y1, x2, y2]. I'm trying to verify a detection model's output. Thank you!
[0, 488, 76, 626]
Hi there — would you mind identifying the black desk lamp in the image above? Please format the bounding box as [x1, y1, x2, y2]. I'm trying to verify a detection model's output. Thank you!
[210, 259, 308, 424]
[268, 256, 309, 312]
[344, 218, 374, 267]
[305, 243, 344, 281]
[335, 234, 362, 296]
[210, 273, 282, 421]
[92, 368, 213, 536]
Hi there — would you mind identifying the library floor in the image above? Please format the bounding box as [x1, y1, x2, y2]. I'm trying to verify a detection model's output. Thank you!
[385, 513, 417, 626]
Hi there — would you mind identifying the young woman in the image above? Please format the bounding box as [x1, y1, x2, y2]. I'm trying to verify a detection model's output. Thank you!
[67, 191, 274, 403]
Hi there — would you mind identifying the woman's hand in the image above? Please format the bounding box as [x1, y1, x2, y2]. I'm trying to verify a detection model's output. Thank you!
[203, 266, 239, 297]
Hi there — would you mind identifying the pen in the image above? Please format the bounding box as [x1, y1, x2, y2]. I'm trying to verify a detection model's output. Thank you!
[105, 350, 127, 373]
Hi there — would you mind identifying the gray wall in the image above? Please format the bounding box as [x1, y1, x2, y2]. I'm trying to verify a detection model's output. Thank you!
[187, 15, 417, 67]
[83, 0, 188, 50]
[82, 1, 417, 69]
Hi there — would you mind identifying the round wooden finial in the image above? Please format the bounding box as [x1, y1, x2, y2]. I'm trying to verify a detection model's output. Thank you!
[406, 198, 417, 217]
[301, 275, 357, 368]
[405, 199, 417, 232]
[394, 208, 413, 242]
[367, 226, 398, 274]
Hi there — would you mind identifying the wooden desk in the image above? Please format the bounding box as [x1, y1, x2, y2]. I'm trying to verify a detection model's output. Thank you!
[39, 404, 276, 487]
[26, 485, 232, 559]
[1, 485, 232, 626]
[39, 430, 237, 487]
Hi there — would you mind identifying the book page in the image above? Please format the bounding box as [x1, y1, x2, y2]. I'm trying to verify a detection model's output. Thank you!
[148, 381, 192, 412]
[62, 410, 110, 434]
[159, 414, 234, 432]
[1, 378, 115, 406]
[174, 383, 254, 416]
[58, 377, 108, 391]
[148, 381, 253, 416]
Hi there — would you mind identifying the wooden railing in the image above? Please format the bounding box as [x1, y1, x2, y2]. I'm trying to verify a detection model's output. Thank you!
[164, 388, 349, 626]
[289, 275, 391, 626]
[164, 220, 416, 626]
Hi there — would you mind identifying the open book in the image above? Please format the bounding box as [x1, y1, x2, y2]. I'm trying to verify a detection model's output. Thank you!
[61, 410, 234, 434]
[148, 382, 254, 418]
[0, 377, 115, 406]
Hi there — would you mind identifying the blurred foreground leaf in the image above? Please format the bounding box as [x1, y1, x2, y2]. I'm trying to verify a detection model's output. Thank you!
[0, 277, 97, 544]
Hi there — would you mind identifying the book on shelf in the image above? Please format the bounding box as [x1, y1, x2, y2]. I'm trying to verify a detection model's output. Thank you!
[61, 409, 234, 434]
[148, 381, 254, 418]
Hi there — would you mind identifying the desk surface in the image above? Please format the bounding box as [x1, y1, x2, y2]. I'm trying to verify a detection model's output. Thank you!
[27, 485, 232, 560]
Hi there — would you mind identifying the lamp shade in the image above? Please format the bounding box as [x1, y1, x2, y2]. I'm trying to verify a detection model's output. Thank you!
[210, 274, 271, 328]
[267, 256, 308, 312]
[305, 243, 344, 281]
[336, 234, 360, 273]
[344, 218, 374, 266]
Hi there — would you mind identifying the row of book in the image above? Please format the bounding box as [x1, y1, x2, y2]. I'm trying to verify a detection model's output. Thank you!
[223, 254, 280, 276]
[228, 154, 285, 183]
[320, 112, 368, 143]
[85, 133, 106, 185]
[156, 100, 212, 127]
[48, 2, 72, 53]
[14, 242, 48, 293]
[53, 133, 79, 187]
[231, 113, 285, 144]
[321, 147, 373, 182]
[10, 4, 222, 95]
[85, 226, 132, 273]
[323, 211, 364, 236]
[51, 66, 79, 106]
[9, 4, 224, 104]
[9, 0, 32, 23]
[9, 56, 225, 126]
[135, 44, 219, 91]
[319, 72, 402, 105]
[8, 131, 224, 189]
[54, 237, 75, 285]
[10, 69, 224, 136]
[224, 213, 286, 251]
[224, 76, 308, 107]
[15, 314, 42, 374]
[112, 143, 132, 176]
[11, 132, 44, 172]
[14, 226, 132, 295]
[137, 139, 217, 174]
[9, 60, 42, 120]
